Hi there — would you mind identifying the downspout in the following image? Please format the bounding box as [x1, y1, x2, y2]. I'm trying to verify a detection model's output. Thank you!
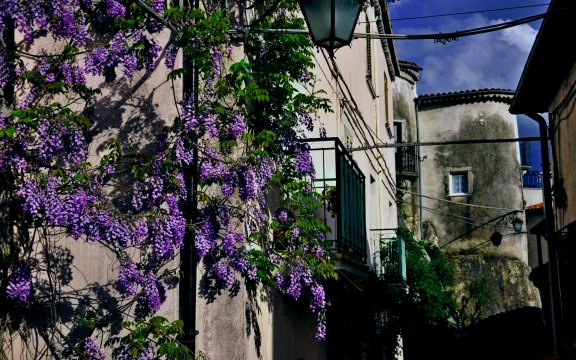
[180, 0, 199, 353]
[415, 99, 423, 239]
[525, 112, 565, 357]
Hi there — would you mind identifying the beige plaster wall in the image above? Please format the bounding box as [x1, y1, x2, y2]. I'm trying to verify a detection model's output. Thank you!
[308, 8, 398, 274]
[549, 61, 576, 230]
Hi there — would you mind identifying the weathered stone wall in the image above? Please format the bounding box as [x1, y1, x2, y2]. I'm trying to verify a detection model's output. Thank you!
[419, 101, 527, 262]
[452, 254, 541, 324]
[417, 95, 541, 324]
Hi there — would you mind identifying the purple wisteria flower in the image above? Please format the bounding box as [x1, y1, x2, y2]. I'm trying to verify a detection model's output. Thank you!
[164, 45, 178, 69]
[104, 0, 126, 18]
[291, 227, 300, 240]
[212, 261, 234, 287]
[195, 218, 217, 258]
[256, 159, 274, 188]
[85, 46, 108, 76]
[309, 283, 325, 313]
[136, 273, 162, 316]
[118, 260, 143, 296]
[276, 209, 288, 223]
[295, 147, 315, 177]
[81, 337, 106, 360]
[230, 114, 246, 140]
[222, 227, 236, 256]
[221, 169, 235, 197]
[0, 48, 14, 88]
[237, 166, 257, 201]
[6, 263, 31, 303]
[298, 110, 314, 132]
[315, 312, 327, 341]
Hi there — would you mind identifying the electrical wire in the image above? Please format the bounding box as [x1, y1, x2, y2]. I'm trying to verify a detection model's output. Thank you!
[399, 189, 522, 211]
[319, 50, 399, 201]
[441, 210, 519, 248]
[231, 6, 573, 41]
[404, 201, 477, 224]
[389, 3, 549, 22]
[330, 58, 398, 195]
[353, 11, 550, 40]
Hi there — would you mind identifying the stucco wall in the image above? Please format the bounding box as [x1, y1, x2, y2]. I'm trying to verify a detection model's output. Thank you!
[549, 61, 576, 230]
[309, 8, 398, 274]
[393, 68, 421, 237]
[418, 101, 527, 263]
[417, 97, 541, 322]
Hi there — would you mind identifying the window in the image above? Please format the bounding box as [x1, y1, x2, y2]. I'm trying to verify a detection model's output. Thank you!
[450, 172, 469, 195]
[365, 14, 377, 99]
[393, 121, 402, 144]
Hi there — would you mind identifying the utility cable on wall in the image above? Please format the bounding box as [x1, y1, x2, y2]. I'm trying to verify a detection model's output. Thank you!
[404, 201, 477, 225]
[399, 189, 522, 211]
[322, 51, 399, 199]
[319, 50, 398, 198]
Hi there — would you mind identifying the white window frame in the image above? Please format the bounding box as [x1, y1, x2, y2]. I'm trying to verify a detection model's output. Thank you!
[448, 169, 473, 196]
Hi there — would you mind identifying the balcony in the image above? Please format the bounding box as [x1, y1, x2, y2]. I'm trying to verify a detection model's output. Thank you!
[307, 138, 367, 264]
[522, 170, 543, 189]
[395, 146, 418, 180]
[376, 229, 407, 286]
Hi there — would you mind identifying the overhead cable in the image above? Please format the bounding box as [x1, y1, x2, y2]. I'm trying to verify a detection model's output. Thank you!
[389, 3, 549, 22]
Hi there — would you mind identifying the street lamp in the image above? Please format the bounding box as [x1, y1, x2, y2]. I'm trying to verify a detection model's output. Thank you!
[490, 212, 524, 246]
[297, 0, 363, 53]
[512, 216, 524, 234]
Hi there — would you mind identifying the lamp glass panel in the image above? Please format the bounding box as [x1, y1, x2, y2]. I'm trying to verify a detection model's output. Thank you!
[513, 218, 523, 233]
[299, 0, 332, 44]
[334, 0, 361, 43]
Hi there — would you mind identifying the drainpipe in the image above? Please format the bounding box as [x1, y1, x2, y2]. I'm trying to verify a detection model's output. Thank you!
[526, 113, 564, 357]
[180, 0, 199, 353]
[414, 99, 423, 239]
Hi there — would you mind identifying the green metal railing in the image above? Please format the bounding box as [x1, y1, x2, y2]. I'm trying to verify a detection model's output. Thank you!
[375, 229, 406, 282]
[306, 138, 367, 262]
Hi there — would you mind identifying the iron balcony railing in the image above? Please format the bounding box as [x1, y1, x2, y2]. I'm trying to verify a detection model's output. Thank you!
[523, 170, 543, 189]
[306, 138, 367, 262]
[376, 230, 407, 283]
[395, 146, 417, 176]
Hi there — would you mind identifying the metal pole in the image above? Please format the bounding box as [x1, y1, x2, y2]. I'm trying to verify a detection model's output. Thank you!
[526, 113, 564, 358]
[180, 0, 199, 353]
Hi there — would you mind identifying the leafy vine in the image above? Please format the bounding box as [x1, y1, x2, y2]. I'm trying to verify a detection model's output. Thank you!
[0, 0, 335, 357]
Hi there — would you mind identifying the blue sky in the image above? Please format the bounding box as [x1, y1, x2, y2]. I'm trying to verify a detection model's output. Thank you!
[387, 0, 550, 170]
[388, 0, 549, 95]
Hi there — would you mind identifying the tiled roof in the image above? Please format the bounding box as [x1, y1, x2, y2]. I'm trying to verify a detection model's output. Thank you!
[399, 60, 423, 71]
[398, 60, 422, 84]
[416, 88, 515, 110]
[526, 202, 544, 213]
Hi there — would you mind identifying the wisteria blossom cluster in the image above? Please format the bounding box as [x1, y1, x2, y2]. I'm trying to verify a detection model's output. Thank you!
[0, 0, 334, 357]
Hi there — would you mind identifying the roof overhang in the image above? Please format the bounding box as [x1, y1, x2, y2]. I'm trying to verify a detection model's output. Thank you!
[510, 0, 576, 114]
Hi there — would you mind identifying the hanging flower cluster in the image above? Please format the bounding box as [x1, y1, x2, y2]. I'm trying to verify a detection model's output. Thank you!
[0, 0, 335, 356]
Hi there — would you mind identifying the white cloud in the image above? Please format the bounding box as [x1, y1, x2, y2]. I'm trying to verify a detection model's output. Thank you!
[392, 14, 540, 94]
[496, 21, 538, 52]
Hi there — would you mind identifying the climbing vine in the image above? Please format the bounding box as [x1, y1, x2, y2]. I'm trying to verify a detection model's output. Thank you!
[379, 227, 456, 357]
[0, 0, 335, 357]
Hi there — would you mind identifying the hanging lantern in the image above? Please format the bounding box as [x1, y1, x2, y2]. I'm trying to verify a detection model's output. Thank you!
[297, 0, 363, 52]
